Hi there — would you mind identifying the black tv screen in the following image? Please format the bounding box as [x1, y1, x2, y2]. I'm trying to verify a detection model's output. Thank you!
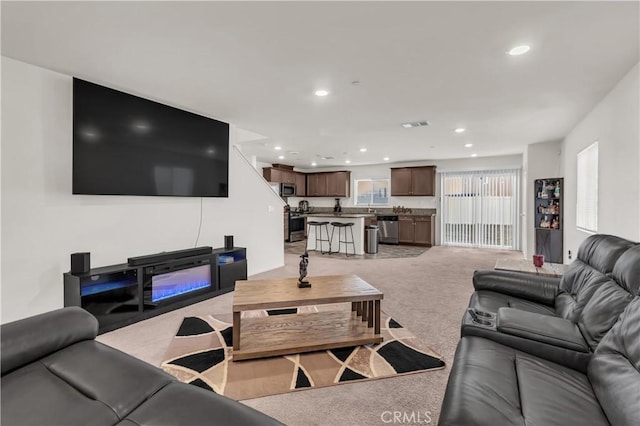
[73, 78, 229, 197]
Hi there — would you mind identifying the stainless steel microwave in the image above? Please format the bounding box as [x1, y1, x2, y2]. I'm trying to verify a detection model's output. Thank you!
[279, 183, 296, 197]
[270, 182, 296, 197]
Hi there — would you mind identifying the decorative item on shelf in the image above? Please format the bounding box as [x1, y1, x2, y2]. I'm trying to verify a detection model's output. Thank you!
[392, 205, 413, 214]
[551, 217, 559, 229]
[297, 250, 311, 288]
[533, 254, 545, 268]
[334, 198, 342, 213]
[554, 182, 561, 198]
[539, 216, 550, 228]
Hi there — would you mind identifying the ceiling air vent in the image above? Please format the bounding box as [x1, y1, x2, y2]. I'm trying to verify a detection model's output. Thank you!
[401, 120, 430, 128]
[316, 155, 335, 160]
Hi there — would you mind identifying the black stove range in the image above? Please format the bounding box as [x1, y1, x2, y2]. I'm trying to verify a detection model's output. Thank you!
[287, 211, 305, 242]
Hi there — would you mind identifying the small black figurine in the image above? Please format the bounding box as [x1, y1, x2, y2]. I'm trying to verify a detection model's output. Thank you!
[298, 250, 311, 288]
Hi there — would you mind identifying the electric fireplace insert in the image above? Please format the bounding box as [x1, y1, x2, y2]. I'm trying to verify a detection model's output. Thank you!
[142, 257, 215, 307]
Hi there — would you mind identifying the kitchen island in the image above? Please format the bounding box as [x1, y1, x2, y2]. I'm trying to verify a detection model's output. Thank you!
[305, 213, 375, 255]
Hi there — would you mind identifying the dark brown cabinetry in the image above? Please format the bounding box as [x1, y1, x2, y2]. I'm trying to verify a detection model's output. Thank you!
[306, 171, 350, 197]
[390, 166, 436, 196]
[534, 178, 563, 263]
[306, 173, 326, 196]
[295, 173, 306, 197]
[398, 215, 433, 246]
[263, 165, 306, 196]
[263, 167, 296, 184]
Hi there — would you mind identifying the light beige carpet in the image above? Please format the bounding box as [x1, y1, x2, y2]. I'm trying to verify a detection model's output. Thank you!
[98, 245, 523, 425]
[160, 307, 444, 400]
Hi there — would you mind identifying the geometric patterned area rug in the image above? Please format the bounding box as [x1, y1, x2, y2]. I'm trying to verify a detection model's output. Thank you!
[160, 307, 445, 400]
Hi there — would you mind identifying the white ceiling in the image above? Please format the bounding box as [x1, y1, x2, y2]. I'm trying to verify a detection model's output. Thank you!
[2, 1, 638, 168]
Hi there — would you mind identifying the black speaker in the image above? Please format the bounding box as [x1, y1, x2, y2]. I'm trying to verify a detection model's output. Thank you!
[224, 235, 234, 250]
[71, 252, 90, 275]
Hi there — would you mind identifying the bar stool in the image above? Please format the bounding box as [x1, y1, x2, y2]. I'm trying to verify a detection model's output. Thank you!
[330, 222, 356, 257]
[307, 221, 331, 254]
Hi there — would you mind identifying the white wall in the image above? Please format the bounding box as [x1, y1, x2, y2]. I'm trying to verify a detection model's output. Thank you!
[562, 62, 640, 260]
[524, 140, 563, 258]
[1, 57, 285, 323]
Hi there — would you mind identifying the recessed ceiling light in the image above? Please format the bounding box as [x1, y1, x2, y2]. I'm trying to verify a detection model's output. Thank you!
[315, 89, 329, 97]
[359, 148, 367, 152]
[383, 157, 390, 161]
[471, 153, 478, 157]
[401, 123, 413, 128]
[311, 162, 317, 166]
[464, 143, 473, 148]
[345, 160, 351, 164]
[274, 146, 282, 150]
[508, 45, 530, 56]
[454, 127, 465, 133]
[278, 155, 285, 159]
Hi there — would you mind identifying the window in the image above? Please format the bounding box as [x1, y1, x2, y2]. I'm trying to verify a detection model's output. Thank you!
[576, 141, 598, 233]
[355, 179, 389, 206]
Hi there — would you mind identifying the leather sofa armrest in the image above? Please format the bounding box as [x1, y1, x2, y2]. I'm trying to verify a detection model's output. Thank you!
[473, 269, 560, 306]
[1, 307, 98, 375]
[496, 307, 589, 353]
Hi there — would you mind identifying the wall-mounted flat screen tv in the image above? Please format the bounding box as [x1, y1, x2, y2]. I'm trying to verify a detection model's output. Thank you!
[73, 78, 229, 197]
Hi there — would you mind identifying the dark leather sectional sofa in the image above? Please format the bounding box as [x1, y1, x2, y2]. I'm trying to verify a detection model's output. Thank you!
[440, 234, 640, 425]
[1, 307, 283, 426]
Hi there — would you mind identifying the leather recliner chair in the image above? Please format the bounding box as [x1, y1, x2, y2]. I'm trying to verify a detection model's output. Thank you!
[440, 296, 640, 425]
[469, 234, 636, 318]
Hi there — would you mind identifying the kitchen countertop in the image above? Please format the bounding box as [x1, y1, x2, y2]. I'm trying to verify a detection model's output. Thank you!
[304, 213, 376, 218]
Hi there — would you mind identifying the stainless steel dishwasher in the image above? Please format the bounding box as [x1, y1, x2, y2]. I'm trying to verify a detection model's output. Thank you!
[377, 215, 399, 244]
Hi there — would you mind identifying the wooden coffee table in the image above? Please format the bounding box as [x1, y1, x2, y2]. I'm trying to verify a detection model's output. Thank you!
[232, 274, 383, 361]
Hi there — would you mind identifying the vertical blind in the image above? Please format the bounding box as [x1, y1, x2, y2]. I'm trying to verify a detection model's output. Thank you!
[440, 169, 520, 249]
[576, 141, 598, 233]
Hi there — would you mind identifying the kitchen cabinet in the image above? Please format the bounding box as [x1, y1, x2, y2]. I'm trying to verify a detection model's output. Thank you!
[264, 166, 306, 195]
[263, 167, 295, 185]
[306, 173, 326, 197]
[390, 166, 436, 196]
[398, 216, 414, 243]
[398, 215, 433, 246]
[307, 171, 350, 197]
[295, 172, 306, 197]
[414, 216, 432, 245]
[326, 171, 350, 197]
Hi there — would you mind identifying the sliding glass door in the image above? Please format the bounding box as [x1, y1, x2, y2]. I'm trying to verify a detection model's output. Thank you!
[440, 169, 520, 250]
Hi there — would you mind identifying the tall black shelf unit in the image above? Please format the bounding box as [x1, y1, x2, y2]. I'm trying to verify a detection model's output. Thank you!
[64, 246, 247, 334]
[534, 178, 563, 263]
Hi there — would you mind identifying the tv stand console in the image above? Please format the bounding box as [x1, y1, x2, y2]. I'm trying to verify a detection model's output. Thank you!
[64, 246, 247, 334]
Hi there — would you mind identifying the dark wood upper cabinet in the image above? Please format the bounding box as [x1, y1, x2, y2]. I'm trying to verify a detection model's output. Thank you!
[306, 173, 326, 197]
[390, 166, 436, 196]
[306, 171, 350, 197]
[263, 166, 299, 190]
[263, 167, 282, 183]
[390, 168, 412, 196]
[295, 173, 306, 197]
[326, 171, 350, 197]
